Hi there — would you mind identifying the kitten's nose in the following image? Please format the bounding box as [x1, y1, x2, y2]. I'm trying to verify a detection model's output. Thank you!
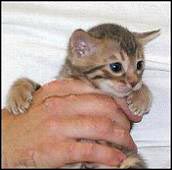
[127, 73, 138, 88]
[127, 77, 138, 88]
[129, 81, 138, 88]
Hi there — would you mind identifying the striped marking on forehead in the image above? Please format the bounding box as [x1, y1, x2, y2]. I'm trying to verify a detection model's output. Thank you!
[119, 51, 130, 72]
[109, 51, 125, 61]
[120, 51, 125, 61]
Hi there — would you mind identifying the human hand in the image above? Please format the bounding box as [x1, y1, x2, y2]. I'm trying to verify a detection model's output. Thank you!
[2, 79, 137, 168]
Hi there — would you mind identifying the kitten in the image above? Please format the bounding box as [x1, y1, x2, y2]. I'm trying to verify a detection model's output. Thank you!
[5, 23, 160, 168]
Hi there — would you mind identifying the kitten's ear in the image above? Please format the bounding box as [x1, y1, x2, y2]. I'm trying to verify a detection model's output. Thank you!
[133, 29, 161, 45]
[69, 29, 100, 66]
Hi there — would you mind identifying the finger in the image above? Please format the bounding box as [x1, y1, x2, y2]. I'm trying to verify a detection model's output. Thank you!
[33, 79, 102, 103]
[46, 115, 136, 151]
[35, 140, 126, 168]
[43, 93, 130, 130]
[65, 141, 126, 167]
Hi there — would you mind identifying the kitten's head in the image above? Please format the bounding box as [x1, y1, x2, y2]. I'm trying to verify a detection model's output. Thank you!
[68, 24, 160, 97]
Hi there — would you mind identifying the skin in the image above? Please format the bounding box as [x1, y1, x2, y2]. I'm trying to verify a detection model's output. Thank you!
[2, 79, 138, 168]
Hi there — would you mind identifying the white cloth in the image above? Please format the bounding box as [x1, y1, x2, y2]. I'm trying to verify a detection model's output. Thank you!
[2, 2, 171, 168]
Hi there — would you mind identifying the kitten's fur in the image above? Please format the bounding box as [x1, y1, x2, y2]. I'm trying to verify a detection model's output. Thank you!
[6, 24, 160, 168]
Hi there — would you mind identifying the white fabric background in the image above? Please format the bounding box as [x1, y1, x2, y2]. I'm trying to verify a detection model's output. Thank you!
[2, 2, 171, 168]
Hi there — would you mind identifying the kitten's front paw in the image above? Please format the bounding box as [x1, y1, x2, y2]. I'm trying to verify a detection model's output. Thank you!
[127, 96, 144, 116]
[127, 85, 152, 116]
[6, 78, 40, 115]
[6, 89, 33, 115]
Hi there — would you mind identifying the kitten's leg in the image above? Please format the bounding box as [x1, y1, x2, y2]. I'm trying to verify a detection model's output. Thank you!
[6, 78, 41, 115]
[119, 151, 147, 169]
[127, 83, 152, 116]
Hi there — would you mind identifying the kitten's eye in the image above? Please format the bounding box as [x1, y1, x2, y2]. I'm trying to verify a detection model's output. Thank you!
[109, 62, 122, 72]
[137, 61, 144, 70]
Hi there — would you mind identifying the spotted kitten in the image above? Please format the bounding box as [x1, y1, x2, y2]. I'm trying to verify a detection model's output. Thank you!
[6, 23, 160, 168]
